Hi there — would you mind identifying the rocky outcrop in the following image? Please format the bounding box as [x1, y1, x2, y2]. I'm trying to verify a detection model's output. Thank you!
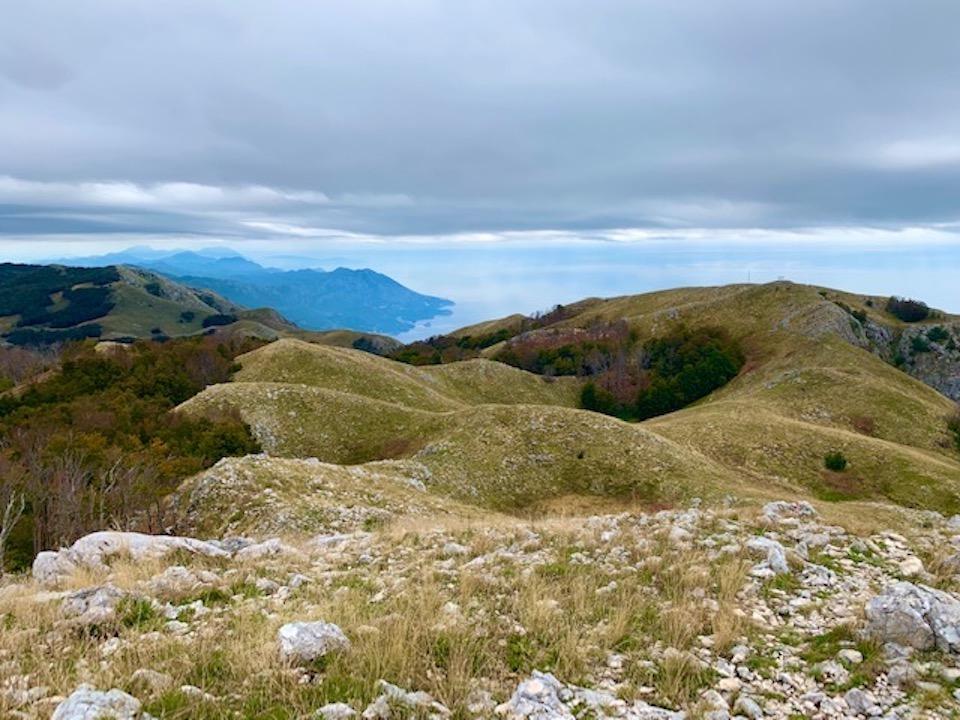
[8, 499, 960, 718]
[33, 531, 229, 586]
[495, 671, 680, 720]
[864, 581, 960, 653]
[893, 323, 960, 401]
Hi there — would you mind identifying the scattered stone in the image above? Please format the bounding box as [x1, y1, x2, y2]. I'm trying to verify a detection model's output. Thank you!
[837, 648, 864, 665]
[761, 501, 817, 526]
[844, 687, 880, 716]
[60, 585, 127, 626]
[129, 669, 173, 693]
[277, 621, 350, 664]
[51, 685, 149, 720]
[746, 536, 790, 575]
[316, 703, 357, 720]
[733, 695, 763, 720]
[179, 684, 217, 702]
[898, 556, 924, 577]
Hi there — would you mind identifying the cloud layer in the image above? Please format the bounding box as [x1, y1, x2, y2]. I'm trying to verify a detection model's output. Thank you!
[2, 1, 960, 239]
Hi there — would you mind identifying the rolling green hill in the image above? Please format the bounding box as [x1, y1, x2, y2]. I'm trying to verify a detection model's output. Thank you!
[178, 282, 960, 518]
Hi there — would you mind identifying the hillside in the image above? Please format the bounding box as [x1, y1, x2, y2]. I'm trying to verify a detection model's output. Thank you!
[61, 247, 455, 335]
[6, 281, 960, 720]
[0, 263, 406, 351]
[179, 282, 960, 516]
[0, 262, 284, 345]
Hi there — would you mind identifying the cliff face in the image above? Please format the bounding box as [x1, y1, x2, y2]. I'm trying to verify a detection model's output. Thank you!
[787, 295, 960, 402]
[892, 323, 960, 401]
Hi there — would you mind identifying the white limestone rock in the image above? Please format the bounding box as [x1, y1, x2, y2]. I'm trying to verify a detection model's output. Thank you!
[864, 581, 960, 653]
[34, 531, 228, 586]
[277, 621, 350, 664]
[51, 685, 151, 720]
[60, 585, 127, 626]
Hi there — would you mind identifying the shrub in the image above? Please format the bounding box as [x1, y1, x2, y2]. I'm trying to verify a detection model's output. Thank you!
[202, 314, 238, 328]
[886, 296, 930, 323]
[910, 335, 931, 354]
[833, 301, 867, 324]
[632, 327, 743, 420]
[949, 407, 960, 452]
[179, 311, 196, 324]
[851, 416, 876, 436]
[927, 326, 950, 344]
[581, 381, 628, 419]
[0, 264, 119, 318]
[824, 451, 848, 472]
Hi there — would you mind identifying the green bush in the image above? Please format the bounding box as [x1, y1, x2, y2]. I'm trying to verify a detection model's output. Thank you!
[886, 296, 930, 323]
[927, 326, 950, 343]
[202, 313, 238, 328]
[579, 326, 744, 421]
[824, 451, 848, 472]
[910, 335, 931, 354]
[949, 407, 960, 452]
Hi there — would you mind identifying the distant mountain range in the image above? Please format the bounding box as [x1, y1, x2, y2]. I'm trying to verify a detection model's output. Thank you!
[57, 247, 453, 335]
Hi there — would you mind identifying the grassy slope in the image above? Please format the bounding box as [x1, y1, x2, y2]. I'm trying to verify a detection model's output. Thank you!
[233, 338, 580, 411]
[180, 282, 960, 515]
[181, 339, 723, 510]
[98, 282, 214, 337]
[540, 282, 960, 510]
[171, 454, 486, 536]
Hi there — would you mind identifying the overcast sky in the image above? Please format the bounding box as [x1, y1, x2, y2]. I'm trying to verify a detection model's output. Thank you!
[2, 0, 960, 252]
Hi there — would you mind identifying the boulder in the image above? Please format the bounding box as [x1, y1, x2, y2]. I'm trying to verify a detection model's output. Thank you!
[235, 538, 307, 562]
[60, 585, 128, 626]
[864, 581, 960, 653]
[34, 531, 229, 586]
[32, 551, 78, 586]
[316, 703, 357, 720]
[51, 685, 150, 720]
[277, 621, 350, 664]
[495, 671, 680, 720]
[495, 672, 574, 720]
[761, 501, 817, 526]
[746, 536, 790, 575]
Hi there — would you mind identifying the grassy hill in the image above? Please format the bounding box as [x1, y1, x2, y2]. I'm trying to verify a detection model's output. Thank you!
[0, 263, 402, 349]
[179, 282, 960, 517]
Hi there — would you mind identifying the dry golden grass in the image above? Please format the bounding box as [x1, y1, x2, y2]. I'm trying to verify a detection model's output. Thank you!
[0, 515, 761, 718]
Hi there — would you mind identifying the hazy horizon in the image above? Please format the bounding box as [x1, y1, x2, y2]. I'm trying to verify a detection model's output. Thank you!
[5, 237, 957, 341]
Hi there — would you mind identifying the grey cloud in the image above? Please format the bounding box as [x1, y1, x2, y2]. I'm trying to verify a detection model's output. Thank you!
[1, 0, 960, 237]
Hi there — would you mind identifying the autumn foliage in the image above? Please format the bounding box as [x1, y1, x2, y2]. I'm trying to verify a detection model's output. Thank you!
[0, 336, 263, 569]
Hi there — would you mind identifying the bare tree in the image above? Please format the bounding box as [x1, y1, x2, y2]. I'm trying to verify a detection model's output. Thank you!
[0, 491, 25, 575]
